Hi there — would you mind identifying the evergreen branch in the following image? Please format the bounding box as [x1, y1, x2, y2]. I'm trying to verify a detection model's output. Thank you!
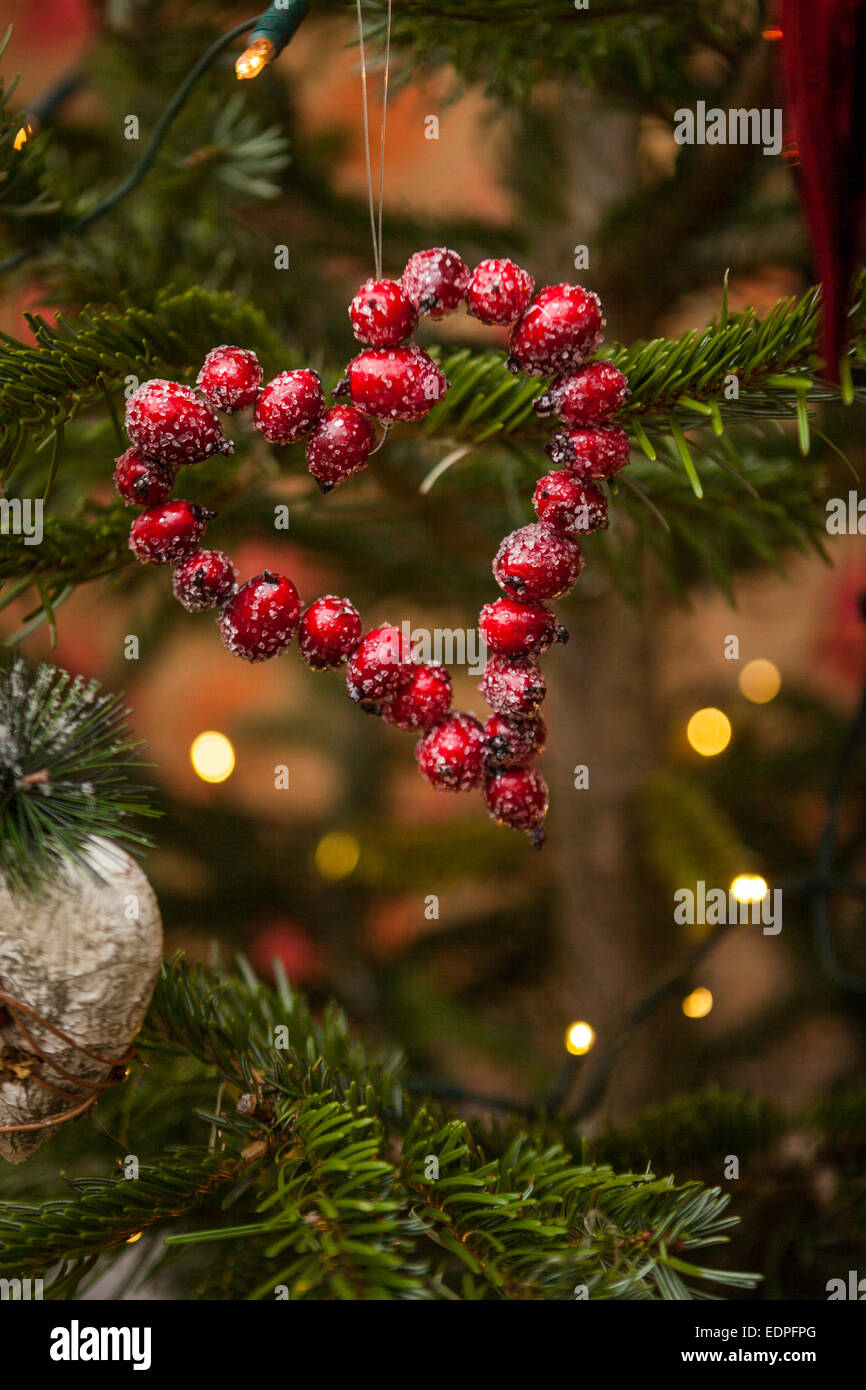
[0, 1149, 247, 1286]
[0, 659, 158, 897]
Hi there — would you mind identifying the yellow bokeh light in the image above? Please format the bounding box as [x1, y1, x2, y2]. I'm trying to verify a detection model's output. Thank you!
[190, 731, 235, 784]
[314, 831, 360, 881]
[731, 874, 768, 904]
[13, 122, 32, 151]
[686, 707, 731, 756]
[565, 1021, 596, 1056]
[126, 1231, 143, 1244]
[738, 658, 781, 704]
[682, 987, 713, 1019]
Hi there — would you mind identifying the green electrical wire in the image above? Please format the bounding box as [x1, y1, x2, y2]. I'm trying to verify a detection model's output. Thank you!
[0, 6, 310, 277]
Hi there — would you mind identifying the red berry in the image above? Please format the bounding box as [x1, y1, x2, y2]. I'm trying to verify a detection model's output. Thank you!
[533, 471, 608, 534]
[346, 625, 414, 703]
[253, 370, 324, 445]
[534, 361, 630, 425]
[492, 523, 582, 601]
[298, 595, 362, 670]
[545, 424, 631, 478]
[466, 258, 535, 326]
[383, 663, 452, 731]
[128, 499, 214, 565]
[113, 447, 176, 506]
[484, 767, 549, 843]
[196, 345, 263, 413]
[172, 549, 237, 612]
[338, 346, 448, 422]
[306, 405, 376, 492]
[478, 597, 563, 656]
[479, 654, 546, 718]
[415, 711, 485, 791]
[125, 379, 232, 465]
[349, 278, 418, 347]
[402, 247, 469, 319]
[219, 571, 302, 662]
[484, 713, 547, 768]
[507, 284, 604, 377]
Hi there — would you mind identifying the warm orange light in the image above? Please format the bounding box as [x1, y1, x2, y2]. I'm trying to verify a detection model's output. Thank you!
[762, 27, 784, 41]
[13, 122, 32, 151]
[682, 987, 713, 1020]
[126, 1231, 143, 1244]
[565, 1021, 596, 1056]
[739, 659, 781, 705]
[686, 707, 731, 757]
[235, 37, 276, 80]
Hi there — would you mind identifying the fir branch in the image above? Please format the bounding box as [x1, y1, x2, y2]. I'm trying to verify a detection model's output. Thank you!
[0, 659, 158, 897]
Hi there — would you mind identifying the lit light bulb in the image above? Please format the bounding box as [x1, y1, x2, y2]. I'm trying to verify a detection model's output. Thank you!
[126, 1231, 143, 1244]
[565, 1021, 596, 1056]
[682, 987, 713, 1019]
[731, 874, 768, 904]
[190, 731, 235, 783]
[13, 121, 32, 151]
[235, 37, 276, 81]
[686, 707, 731, 756]
[314, 831, 360, 881]
[738, 658, 781, 704]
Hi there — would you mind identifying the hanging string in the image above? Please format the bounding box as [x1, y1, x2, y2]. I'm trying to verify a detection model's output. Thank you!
[354, 0, 393, 280]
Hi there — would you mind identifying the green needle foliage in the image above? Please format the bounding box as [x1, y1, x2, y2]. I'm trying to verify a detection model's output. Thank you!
[0, 658, 158, 897]
[0, 956, 758, 1300]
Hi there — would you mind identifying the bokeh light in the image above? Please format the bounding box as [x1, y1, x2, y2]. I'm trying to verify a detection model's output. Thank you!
[731, 874, 768, 903]
[314, 831, 360, 881]
[686, 707, 731, 756]
[682, 987, 713, 1019]
[739, 658, 781, 704]
[565, 1020, 596, 1055]
[190, 731, 235, 783]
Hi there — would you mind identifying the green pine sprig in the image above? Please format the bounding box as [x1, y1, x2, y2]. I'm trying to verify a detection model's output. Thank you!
[0, 658, 159, 898]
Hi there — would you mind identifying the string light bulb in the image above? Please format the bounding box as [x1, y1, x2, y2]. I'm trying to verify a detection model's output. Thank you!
[686, 706, 731, 756]
[731, 874, 768, 904]
[682, 987, 713, 1019]
[190, 731, 235, 784]
[13, 121, 32, 151]
[235, 37, 276, 81]
[234, 0, 311, 82]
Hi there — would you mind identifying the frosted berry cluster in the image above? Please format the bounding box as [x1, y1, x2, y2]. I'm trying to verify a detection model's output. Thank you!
[115, 253, 632, 845]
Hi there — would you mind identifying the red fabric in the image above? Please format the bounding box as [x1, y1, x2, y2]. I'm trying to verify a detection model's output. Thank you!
[781, 0, 866, 379]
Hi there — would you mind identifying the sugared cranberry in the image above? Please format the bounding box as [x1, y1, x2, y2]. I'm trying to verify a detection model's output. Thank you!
[466, 258, 535, 325]
[402, 248, 469, 319]
[484, 713, 547, 769]
[492, 523, 582, 601]
[545, 424, 631, 478]
[306, 405, 376, 492]
[534, 361, 630, 426]
[196, 346, 263, 413]
[478, 597, 564, 656]
[384, 663, 452, 731]
[298, 596, 362, 670]
[172, 549, 237, 611]
[125, 380, 232, 465]
[253, 370, 324, 445]
[346, 625, 414, 703]
[484, 767, 549, 844]
[336, 346, 448, 422]
[479, 654, 546, 719]
[349, 278, 418, 347]
[219, 571, 302, 662]
[113, 448, 176, 506]
[415, 712, 485, 791]
[507, 284, 604, 376]
[533, 471, 608, 533]
[128, 499, 214, 565]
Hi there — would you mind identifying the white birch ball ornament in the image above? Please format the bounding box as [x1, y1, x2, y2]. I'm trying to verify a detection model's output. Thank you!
[0, 661, 163, 1164]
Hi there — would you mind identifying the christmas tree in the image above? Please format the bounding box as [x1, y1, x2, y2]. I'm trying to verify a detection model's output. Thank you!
[0, 0, 865, 1304]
